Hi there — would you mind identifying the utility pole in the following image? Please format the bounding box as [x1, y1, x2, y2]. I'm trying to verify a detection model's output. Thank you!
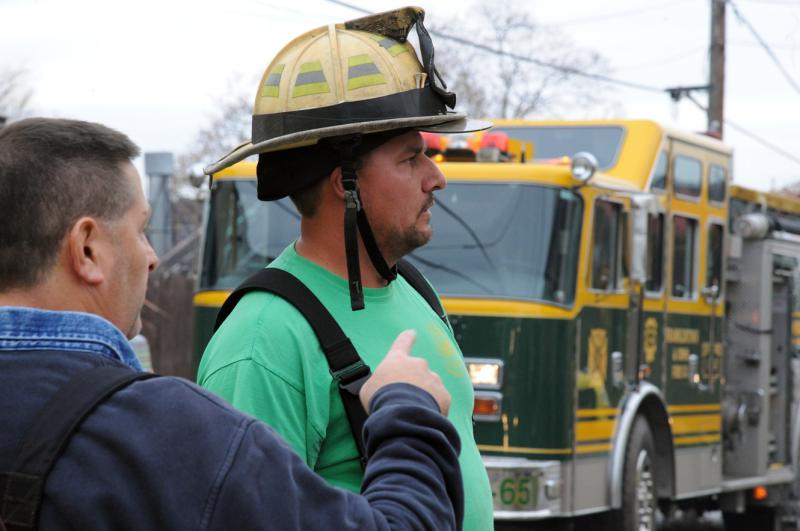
[708, 0, 726, 138]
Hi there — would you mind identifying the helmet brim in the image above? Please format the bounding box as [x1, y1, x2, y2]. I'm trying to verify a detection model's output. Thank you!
[204, 113, 492, 175]
[418, 117, 493, 134]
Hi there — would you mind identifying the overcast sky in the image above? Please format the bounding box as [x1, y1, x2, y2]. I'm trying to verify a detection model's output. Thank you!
[2, 0, 799, 191]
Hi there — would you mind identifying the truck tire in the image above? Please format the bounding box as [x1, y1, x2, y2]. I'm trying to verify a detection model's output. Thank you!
[611, 415, 658, 531]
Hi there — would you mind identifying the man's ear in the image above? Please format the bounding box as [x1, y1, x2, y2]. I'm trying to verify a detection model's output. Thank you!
[66, 217, 106, 286]
[329, 166, 346, 200]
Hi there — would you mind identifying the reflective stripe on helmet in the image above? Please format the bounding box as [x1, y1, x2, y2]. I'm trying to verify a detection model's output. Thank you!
[293, 61, 330, 97]
[261, 64, 285, 98]
[347, 55, 386, 90]
[369, 34, 408, 57]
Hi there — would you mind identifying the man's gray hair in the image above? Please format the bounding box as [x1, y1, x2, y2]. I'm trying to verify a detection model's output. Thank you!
[0, 117, 140, 290]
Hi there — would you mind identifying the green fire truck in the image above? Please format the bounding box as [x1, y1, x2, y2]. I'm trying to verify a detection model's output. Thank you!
[193, 119, 800, 530]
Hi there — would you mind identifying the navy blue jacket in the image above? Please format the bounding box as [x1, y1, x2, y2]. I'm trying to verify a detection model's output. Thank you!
[0, 339, 463, 529]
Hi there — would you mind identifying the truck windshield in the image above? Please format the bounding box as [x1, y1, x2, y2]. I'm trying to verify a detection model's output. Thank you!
[200, 180, 583, 305]
[199, 180, 299, 290]
[492, 125, 625, 170]
[408, 183, 583, 304]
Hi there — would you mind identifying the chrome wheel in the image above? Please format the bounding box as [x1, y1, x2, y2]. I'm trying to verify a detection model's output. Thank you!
[634, 448, 656, 531]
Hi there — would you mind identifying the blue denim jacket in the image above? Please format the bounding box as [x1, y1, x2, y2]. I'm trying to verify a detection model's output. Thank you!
[0, 306, 142, 371]
[0, 309, 462, 530]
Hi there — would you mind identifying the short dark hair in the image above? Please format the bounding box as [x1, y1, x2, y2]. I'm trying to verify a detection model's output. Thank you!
[289, 179, 325, 218]
[0, 118, 140, 290]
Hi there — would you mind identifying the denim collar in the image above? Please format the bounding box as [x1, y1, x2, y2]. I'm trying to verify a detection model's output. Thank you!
[0, 307, 143, 371]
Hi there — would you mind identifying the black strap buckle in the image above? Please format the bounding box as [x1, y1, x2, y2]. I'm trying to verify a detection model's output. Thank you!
[344, 189, 361, 211]
[331, 360, 371, 394]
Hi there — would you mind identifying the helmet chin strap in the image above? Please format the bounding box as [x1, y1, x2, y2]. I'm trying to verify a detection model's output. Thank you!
[357, 211, 397, 282]
[337, 140, 398, 311]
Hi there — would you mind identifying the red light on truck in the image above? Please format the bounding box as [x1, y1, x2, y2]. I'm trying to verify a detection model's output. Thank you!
[474, 396, 500, 416]
[480, 132, 509, 152]
[421, 131, 445, 153]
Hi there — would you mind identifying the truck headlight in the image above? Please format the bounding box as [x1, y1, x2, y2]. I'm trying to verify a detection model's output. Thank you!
[571, 151, 598, 183]
[466, 358, 504, 389]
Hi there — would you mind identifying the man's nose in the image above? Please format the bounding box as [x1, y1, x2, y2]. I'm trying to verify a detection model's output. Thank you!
[147, 240, 159, 272]
[423, 156, 446, 192]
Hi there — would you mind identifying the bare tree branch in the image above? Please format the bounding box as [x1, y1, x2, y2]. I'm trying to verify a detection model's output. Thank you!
[0, 68, 34, 121]
[431, 2, 619, 120]
[175, 75, 254, 181]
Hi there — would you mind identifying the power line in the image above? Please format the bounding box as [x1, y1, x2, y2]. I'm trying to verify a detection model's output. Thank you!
[545, 0, 692, 26]
[730, 39, 799, 51]
[323, 0, 665, 93]
[325, 0, 800, 171]
[429, 28, 666, 92]
[252, 0, 342, 21]
[727, 0, 800, 95]
[686, 93, 800, 168]
[322, 0, 370, 15]
[616, 46, 706, 72]
[738, 0, 800, 6]
[725, 121, 800, 168]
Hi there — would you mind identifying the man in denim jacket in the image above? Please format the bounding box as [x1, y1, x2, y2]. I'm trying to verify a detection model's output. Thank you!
[0, 117, 463, 530]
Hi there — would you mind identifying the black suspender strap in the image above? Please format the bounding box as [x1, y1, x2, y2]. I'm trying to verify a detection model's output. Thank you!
[396, 259, 448, 326]
[212, 261, 447, 468]
[0, 366, 157, 530]
[214, 268, 372, 467]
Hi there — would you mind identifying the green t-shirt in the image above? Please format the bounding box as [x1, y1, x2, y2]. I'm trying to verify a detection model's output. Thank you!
[198, 245, 493, 531]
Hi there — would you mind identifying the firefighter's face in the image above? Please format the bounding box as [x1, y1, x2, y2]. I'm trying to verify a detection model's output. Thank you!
[357, 130, 446, 261]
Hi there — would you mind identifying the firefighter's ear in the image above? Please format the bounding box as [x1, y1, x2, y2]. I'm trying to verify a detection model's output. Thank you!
[66, 216, 106, 285]
[329, 166, 346, 201]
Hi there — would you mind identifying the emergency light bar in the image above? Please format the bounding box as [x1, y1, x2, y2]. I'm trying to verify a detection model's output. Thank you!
[421, 131, 533, 163]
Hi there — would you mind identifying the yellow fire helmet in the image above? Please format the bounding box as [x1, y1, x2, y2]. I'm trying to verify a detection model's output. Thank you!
[204, 6, 491, 175]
